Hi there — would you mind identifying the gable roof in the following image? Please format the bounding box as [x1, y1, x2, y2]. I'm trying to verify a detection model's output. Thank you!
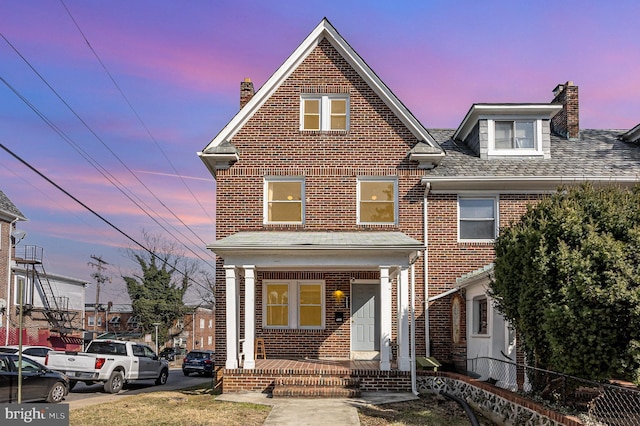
[423, 128, 640, 191]
[620, 123, 640, 143]
[0, 189, 26, 221]
[198, 18, 442, 172]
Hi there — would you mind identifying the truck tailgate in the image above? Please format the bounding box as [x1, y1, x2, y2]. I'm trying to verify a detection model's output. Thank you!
[46, 351, 98, 372]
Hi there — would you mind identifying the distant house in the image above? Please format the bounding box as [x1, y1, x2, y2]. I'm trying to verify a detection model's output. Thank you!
[198, 18, 640, 393]
[1, 189, 87, 349]
[85, 303, 215, 354]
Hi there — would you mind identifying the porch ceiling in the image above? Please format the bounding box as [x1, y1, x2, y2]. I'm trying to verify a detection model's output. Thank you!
[208, 231, 424, 270]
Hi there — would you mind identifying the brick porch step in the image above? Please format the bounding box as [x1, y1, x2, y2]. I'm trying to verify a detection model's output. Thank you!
[272, 376, 361, 398]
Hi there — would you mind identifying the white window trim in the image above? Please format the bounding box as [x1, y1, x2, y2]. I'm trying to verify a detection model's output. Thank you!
[300, 94, 350, 131]
[262, 280, 325, 330]
[263, 177, 305, 225]
[487, 118, 543, 156]
[458, 195, 499, 242]
[357, 177, 398, 225]
[13, 276, 32, 305]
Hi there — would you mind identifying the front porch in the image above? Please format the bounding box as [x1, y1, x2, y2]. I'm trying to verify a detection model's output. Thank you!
[221, 358, 413, 396]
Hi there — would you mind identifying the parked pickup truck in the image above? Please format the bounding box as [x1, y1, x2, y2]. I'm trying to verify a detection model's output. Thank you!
[45, 339, 169, 393]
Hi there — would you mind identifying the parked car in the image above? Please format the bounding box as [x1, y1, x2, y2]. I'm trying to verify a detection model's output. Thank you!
[0, 345, 53, 365]
[0, 354, 69, 403]
[182, 350, 214, 376]
[159, 347, 177, 361]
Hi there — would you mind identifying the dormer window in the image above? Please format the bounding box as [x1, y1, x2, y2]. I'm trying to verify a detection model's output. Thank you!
[488, 119, 542, 156]
[495, 120, 534, 149]
[301, 95, 349, 131]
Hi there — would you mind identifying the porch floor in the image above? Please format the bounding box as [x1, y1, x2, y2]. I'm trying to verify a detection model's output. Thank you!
[244, 358, 387, 373]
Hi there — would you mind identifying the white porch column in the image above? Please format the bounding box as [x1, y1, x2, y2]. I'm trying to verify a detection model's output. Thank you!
[243, 265, 256, 369]
[397, 266, 410, 371]
[224, 265, 239, 369]
[379, 266, 392, 371]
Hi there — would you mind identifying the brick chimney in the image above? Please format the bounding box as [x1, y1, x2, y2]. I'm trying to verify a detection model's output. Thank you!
[551, 81, 579, 140]
[240, 77, 255, 109]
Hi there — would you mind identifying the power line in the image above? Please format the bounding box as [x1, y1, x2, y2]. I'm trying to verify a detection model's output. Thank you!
[0, 31, 213, 257]
[59, 0, 216, 228]
[0, 143, 214, 295]
[0, 75, 214, 267]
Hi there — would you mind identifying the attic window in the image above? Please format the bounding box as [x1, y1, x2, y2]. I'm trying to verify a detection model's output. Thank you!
[489, 119, 542, 155]
[301, 95, 349, 131]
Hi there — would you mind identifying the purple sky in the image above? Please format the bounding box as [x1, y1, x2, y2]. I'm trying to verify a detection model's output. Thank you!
[1, 1, 639, 304]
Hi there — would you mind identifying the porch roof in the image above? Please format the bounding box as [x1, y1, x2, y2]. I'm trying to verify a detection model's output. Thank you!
[208, 231, 424, 269]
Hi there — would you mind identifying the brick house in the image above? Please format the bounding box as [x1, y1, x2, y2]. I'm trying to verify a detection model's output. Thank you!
[198, 18, 640, 393]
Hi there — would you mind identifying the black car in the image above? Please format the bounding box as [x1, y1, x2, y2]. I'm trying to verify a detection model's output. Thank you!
[159, 347, 177, 361]
[182, 350, 214, 376]
[0, 354, 69, 403]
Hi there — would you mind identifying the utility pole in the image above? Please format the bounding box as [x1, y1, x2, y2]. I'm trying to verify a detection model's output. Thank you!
[88, 255, 109, 336]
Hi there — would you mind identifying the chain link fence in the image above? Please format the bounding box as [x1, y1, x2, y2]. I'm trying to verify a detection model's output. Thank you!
[467, 357, 640, 426]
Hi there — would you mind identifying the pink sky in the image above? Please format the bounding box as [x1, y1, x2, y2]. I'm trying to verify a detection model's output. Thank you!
[1, 0, 639, 303]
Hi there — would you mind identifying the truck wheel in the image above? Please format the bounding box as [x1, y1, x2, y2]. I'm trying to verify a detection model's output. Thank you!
[68, 380, 78, 391]
[104, 371, 124, 394]
[155, 368, 168, 385]
[47, 382, 66, 403]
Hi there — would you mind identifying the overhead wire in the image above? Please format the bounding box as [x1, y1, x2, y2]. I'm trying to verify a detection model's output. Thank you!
[59, 0, 216, 231]
[0, 74, 214, 269]
[0, 143, 214, 296]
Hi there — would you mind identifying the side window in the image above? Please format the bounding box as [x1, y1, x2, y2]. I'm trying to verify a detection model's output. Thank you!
[132, 345, 145, 357]
[265, 283, 289, 327]
[143, 346, 156, 357]
[358, 178, 397, 225]
[458, 197, 498, 241]
[264, 178, 304, 224]
[473, 297, 489, 335]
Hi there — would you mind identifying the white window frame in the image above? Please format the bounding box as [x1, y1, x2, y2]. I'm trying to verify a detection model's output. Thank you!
[262, 280, 325, 330]
[458, 196, 499, 242]
[264, 177, 305, 224]
[87, 316, 95, 327]
[199, 318, 205, 329]
[488, 118, 543, 156]
[300, 94, 350, 131]
[357, 177, 398, 225]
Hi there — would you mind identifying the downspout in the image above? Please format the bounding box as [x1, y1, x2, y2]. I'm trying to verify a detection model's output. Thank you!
[410, 262, 417, 395]
[5, 218, 18, 346]
[423, 183, 430, 357]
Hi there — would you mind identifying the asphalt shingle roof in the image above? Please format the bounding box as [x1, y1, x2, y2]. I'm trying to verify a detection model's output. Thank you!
[0, 189, 26, 220]
[426, 129, 640, 178]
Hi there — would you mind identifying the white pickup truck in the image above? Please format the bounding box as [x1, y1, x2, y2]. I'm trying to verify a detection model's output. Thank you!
[45, 339, 169, 393]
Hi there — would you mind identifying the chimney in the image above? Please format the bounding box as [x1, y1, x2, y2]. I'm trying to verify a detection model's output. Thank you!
[240, 77, 255, 109]
[551, 81, 579, 140]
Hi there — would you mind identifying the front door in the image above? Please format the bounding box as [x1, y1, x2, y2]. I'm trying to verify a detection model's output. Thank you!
[351, 283, 379, 352]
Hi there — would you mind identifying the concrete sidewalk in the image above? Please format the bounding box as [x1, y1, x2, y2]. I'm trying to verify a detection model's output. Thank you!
[216, 391, 418, 426]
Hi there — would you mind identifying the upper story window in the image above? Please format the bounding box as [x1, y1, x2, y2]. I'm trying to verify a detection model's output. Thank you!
[264, 177, 305, 224]
[358, 178, 397, 225]
[458, 196, 498, 242]
[489, 119, 542, 155]
[301, 95, 349, 131]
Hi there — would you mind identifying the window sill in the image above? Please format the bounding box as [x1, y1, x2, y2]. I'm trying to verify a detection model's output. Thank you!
[470, 334, 491, 339]
[299, 130, 349, 136]
[458, 240, 495, 246]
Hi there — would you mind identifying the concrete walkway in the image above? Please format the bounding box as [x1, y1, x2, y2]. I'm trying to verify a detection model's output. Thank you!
[216, 391, 418, 426]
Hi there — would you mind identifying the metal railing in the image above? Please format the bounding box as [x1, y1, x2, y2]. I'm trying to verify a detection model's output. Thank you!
[467, 357, 640, 426]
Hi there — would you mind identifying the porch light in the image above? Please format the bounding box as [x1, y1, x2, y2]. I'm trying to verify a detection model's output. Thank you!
[287, 195, 293, 200]
[332, 289, 345, 302]
[371, 195, 377, 200]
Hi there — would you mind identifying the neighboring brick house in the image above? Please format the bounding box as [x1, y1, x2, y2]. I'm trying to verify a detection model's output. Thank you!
[198, 18, 640, 391]
[1, 189, 86, 350]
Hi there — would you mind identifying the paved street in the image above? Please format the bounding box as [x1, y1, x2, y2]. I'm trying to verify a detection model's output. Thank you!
[65, 367, 212, 409]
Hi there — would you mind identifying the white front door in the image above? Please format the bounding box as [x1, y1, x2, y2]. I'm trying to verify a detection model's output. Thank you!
[351, 283, 379, 352]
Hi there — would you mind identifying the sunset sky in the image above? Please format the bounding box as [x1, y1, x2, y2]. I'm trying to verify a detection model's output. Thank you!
[1, 1, 639, 304]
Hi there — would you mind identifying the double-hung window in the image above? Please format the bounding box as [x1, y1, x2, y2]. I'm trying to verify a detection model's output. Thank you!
[458, 196, 498, 241]
[264, 280, 324, 329]
[264, 177, 304, 224]
[358, 178, 397, 225]
[301, 95, 349, 131]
